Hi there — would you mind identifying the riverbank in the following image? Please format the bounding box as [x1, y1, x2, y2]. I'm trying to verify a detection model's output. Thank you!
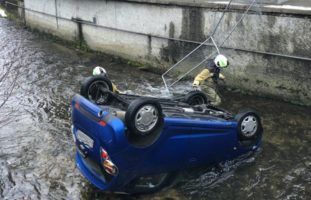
[2, 0, 311, 106]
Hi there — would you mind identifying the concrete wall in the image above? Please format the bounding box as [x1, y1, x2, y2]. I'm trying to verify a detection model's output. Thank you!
[23, 0, 311, 106]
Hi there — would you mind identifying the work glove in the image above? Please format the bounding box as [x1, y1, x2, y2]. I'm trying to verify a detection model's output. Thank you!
[217, 74, 226, 85]
[192, 81, 201, 91]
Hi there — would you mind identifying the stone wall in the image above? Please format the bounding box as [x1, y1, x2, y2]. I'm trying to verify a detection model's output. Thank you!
[23, 0, 311, 105]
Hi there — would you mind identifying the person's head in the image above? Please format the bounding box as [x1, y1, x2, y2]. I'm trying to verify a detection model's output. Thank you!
[93, 66, 107, 76]
[214, 54, 229, 68]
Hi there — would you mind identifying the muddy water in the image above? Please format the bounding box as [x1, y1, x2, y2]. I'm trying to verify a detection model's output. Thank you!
[0, 18, 310, 200]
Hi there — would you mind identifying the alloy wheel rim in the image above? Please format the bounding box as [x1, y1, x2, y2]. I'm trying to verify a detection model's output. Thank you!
[135, 105, 158, 134]
[241, 115, 258, 137]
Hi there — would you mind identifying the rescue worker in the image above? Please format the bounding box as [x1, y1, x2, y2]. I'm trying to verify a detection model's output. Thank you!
[92, 66, 120, 93]
[192, 54, 229, 106]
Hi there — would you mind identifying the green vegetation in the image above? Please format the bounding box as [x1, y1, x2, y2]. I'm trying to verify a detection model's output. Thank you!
[127, 60, 144, 68]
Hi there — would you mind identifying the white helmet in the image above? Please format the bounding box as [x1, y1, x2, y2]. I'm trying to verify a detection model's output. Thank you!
[92, 66, 107, 76]
[214, 54, 229, 68]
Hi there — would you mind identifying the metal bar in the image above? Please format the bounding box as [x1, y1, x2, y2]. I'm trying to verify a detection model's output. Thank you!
[167, 36, 219, 88]
[168, 51, 217, 88]
[161, 37, 210, 78]
[161, 73, 169, 94]
[211, 36, 220, 54]
[54, 0, 59, 29]
[5, 0, 311, 64]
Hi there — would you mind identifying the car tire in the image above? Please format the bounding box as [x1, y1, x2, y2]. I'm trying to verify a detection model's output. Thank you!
[125, 98, 163, 137]
[184, 91, 208, 105]
[235, 109, 263, 142]
[80, 75, 113, 104]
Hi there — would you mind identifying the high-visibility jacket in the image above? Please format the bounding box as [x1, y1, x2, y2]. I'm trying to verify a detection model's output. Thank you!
[193, 61, 225, 86]
[112, 83, 120, 93]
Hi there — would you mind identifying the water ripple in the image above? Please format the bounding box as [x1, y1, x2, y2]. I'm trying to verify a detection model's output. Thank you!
[0, 18, 310, 200]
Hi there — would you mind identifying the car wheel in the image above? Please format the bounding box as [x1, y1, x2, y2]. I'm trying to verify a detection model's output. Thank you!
[125, 98, 163, 137]
[80, 75, 113, 104]
[184, 91, 208, 105]
[235, 109, 263, 141]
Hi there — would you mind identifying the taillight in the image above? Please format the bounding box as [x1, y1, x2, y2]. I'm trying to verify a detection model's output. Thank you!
[74, 102, 80, 109]
[100, 147, 118, 176]
[99, 120, 106, 126]
[100, 148, 109, 160]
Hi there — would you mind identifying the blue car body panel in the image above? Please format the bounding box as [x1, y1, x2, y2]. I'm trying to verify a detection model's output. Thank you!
[71, 94, 261, 192]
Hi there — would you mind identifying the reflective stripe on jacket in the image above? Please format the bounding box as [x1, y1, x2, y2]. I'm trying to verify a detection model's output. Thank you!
[193, 69, 225, 86]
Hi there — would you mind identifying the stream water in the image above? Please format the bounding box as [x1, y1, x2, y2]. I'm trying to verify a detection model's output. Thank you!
[0, 18, 310, 200]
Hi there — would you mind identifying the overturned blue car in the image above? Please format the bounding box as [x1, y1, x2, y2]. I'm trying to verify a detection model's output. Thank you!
[71, 75, 263, 194]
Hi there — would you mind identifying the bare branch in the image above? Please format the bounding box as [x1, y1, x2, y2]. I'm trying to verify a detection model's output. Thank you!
[0, 61, 21, 128]
[0, 62, 13, 83]
[0, 66, 19, 108]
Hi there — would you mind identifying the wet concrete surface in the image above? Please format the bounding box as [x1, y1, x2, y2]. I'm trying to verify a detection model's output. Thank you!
[0, 18, 310, 199]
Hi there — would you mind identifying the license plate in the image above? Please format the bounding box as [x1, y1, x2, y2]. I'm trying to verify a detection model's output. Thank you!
[76, 130, 94, 149]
